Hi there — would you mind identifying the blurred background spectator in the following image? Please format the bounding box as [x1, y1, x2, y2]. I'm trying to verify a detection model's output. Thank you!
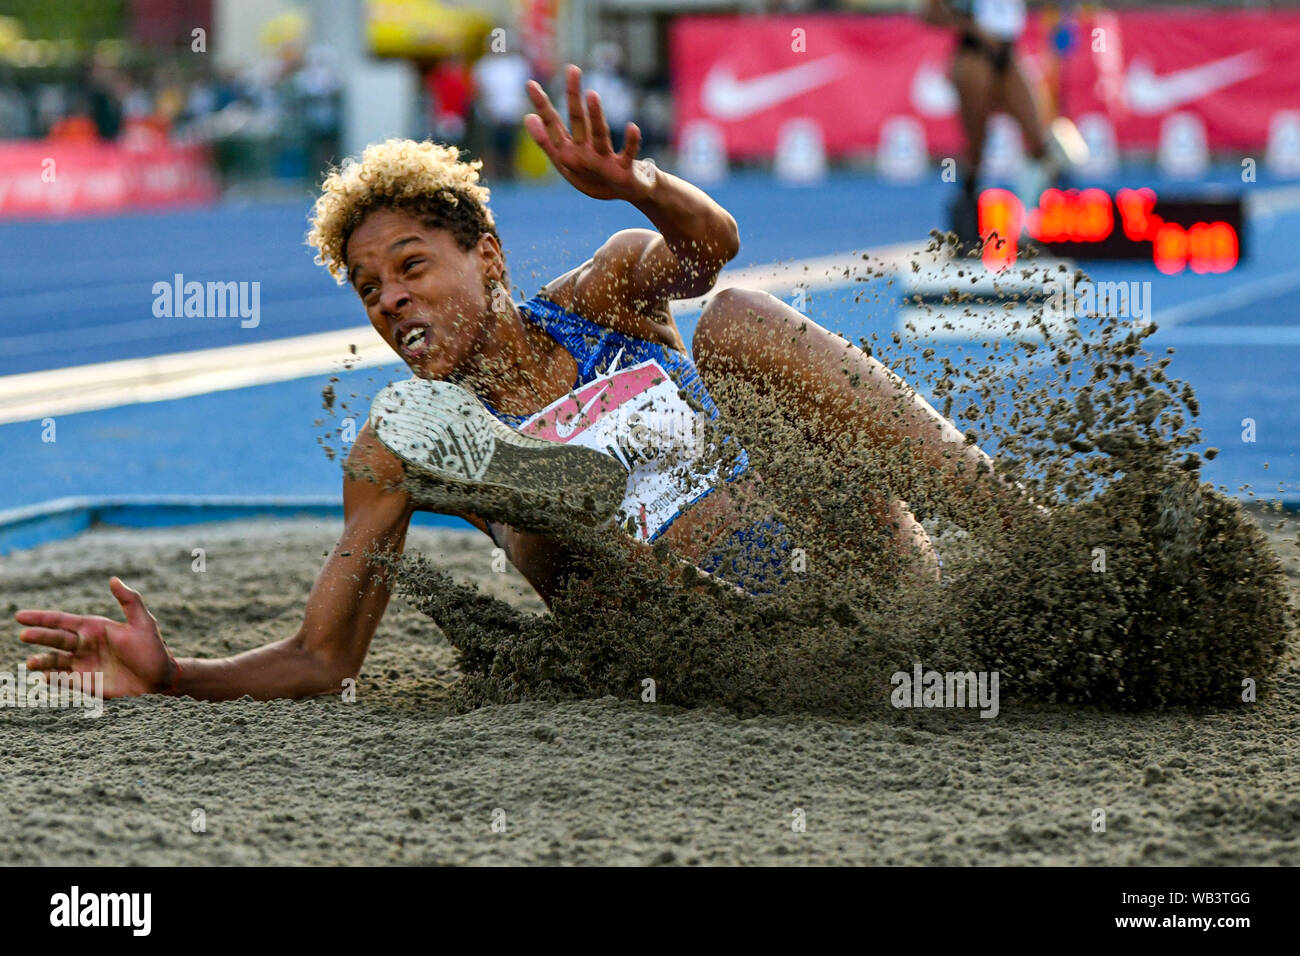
[0, 0, 1297, 214]
[471, 30, 531, 181]
[583, 41, 634, 153]
[422, 52, 470, 146]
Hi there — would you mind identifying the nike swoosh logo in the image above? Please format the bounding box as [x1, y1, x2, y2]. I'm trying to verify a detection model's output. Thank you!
[1125, 51, 1263, 115]
[555, 382, 611, 439]
[701, 56, 845, 121]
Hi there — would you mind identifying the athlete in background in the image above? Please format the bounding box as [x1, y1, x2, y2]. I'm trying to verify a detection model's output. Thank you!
[923, 0, 1083, 239]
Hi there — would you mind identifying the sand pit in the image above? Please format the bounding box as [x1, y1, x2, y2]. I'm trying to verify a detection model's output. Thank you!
[2, 511, 1297, 866]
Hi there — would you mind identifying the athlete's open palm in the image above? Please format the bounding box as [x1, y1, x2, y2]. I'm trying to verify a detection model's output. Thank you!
[16, 577, 174, 698]
[524, 64, 655, 202]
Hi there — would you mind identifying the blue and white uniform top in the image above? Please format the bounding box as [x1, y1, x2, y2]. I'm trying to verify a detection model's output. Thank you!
[480, 294, 750, 543]
[951, 0, 1026, 40]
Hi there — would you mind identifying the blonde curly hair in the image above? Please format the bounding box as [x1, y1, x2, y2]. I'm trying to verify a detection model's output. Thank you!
[307, 139, 499, 285]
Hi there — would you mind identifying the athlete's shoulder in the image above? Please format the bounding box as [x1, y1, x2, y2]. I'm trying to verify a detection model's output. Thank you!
[535, 262, 586, 311]
[538, 230, 682, 348]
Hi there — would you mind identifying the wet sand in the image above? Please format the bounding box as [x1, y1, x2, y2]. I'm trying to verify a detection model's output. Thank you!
[2, 510, 1297, 866]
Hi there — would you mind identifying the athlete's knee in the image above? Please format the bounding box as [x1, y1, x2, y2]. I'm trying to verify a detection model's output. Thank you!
[700, 286, 769, 326]
[697, 287, 766, 359]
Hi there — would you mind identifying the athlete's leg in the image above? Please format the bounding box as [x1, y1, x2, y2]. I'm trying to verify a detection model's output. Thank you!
[692, 286, 1005, 547]
[952, 48, 997, 195]
[494, 521, 751, 605]
[996, 55, 1047, 161]
[692, 288, 950, 570]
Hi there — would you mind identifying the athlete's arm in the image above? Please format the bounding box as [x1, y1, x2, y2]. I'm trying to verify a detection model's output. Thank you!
[523, 64, 739, 303]
[17, 425, 416, 700]
[172, 425, 415, 699]
[619, 159, 739, 301]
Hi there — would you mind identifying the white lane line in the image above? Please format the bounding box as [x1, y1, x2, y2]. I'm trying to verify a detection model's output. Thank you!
[898, 304, 1070, 342]
[0, 326, 394, 425]
[1150, 265, 1300, 329]
[1248, 184, 1300, 217]
[0, 241, 920, 425]
[1151, 324, 1300, 346]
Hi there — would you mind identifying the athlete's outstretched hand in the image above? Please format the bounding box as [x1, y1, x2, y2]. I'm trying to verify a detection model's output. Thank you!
[15, 577, 176, 698]
[524, 64, 656, 203]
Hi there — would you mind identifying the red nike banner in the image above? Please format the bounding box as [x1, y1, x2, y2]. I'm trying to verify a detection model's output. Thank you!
[670, 12, 1300, 158]
[0, 141, 217, 219]
[1054, 10, 1300, 151]
[671, 15, 951, 159]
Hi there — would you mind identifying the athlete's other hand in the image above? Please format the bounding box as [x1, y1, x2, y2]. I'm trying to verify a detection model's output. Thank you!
[524, 64, 656, 203]
[16, 577, 177, 698]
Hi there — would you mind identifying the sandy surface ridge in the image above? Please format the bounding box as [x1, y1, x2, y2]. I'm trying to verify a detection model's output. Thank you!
[1, 513, 1296, 865]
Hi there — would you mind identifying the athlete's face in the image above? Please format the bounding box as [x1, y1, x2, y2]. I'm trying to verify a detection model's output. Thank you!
[345, 208, 499, 379]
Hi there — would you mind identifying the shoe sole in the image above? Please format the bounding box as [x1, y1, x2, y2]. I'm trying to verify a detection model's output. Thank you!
[369, 378, 628, 533]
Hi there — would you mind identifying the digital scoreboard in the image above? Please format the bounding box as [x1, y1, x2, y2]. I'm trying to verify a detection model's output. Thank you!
[975, 188, 1244, 274]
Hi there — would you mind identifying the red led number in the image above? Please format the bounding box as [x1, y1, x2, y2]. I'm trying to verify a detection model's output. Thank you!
[1154, 221, 1239, 274]
[977, 188, 1239, 273]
